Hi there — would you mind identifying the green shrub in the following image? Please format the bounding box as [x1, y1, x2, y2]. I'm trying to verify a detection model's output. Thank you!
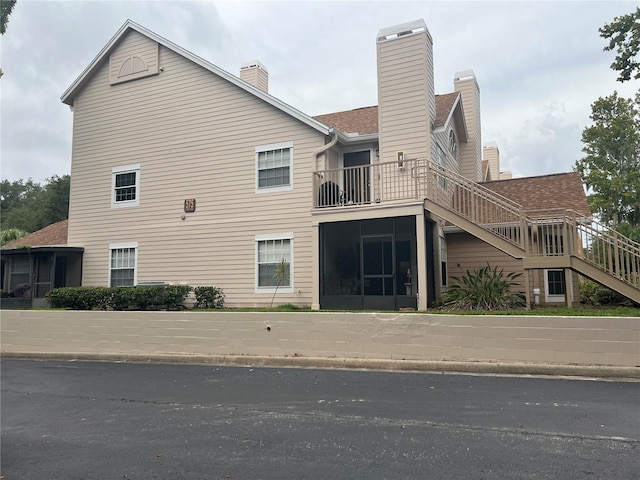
[439, 264, 526, 311]
[46, 285, 223, 310]
[164, 285, 192, 310]
[579, 279, 638, 307]
[193, 286, 225, 309]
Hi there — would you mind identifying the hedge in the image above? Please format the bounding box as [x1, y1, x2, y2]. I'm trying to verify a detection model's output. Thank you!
[46, 285, 224, 311]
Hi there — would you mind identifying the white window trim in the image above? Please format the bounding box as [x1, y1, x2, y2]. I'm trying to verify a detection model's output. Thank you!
[255, 141, 293, 194]
[544, 268, 569, 303]
[109, 241, 138, 287]
[255, 232, 294, 294]
[111, 164, 140, 208]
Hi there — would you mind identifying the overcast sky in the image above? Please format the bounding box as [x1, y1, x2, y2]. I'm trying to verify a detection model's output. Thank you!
[1, 0, 638, 183]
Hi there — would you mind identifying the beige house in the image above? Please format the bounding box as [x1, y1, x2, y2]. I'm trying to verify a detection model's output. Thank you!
[7, 18, 634, 310]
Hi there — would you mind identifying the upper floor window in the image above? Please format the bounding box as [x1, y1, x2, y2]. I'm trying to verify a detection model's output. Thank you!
[256, 142, 293, 193]
[449, 130, 458, 161]
[112, 164, 140, 208]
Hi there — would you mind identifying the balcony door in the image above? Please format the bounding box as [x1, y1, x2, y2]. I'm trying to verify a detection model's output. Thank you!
[343, 151, 370, 204]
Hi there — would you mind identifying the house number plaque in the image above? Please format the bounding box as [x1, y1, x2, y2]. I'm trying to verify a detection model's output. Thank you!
[184, 198, 196, 213]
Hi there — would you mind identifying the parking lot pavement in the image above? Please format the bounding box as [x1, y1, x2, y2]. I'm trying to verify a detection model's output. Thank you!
[2, 359, 639, 479]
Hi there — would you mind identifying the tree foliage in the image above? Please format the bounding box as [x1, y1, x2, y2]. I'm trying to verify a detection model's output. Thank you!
[0, 175, 70, 233]
[575, 92, 640, 227]
[0, 0, 16, 35]
[600, 7, 640, 82]
[0, 227, 27, 246]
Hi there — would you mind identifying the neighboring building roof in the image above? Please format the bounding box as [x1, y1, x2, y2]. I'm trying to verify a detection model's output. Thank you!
[2, 220, 69, 249]
[481, 172, 591, 217]
[61, 20, 330, 137]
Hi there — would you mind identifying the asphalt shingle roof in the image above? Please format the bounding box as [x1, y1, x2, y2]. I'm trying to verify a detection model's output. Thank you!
[2, 220, 69, 249]
[481, 172, 591, 217]
[314, 93, 461, 135]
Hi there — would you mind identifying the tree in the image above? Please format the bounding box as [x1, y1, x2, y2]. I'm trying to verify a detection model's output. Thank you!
[575, 92, 640, 228]
[0, 175, 70, 233]
[1, 0, 16, 35]
[600, 7, 640, 82]
[1, 227, 27, 246]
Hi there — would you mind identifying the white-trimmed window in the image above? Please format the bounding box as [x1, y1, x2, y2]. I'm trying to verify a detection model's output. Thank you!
[112, 164, 140, 208]
[544, 269, 566, 303]
[256, 142, 293, 193]
[255, 233, 293, 292]
[109, 242, 138, 287]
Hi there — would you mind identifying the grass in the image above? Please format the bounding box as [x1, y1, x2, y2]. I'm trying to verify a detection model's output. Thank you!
[188, 304, 639, 316]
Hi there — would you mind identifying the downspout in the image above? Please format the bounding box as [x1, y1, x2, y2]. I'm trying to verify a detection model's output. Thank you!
[312, 128, 338, 173]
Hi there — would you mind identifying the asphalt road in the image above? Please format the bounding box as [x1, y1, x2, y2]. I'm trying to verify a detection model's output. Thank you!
[1, 359, 639, 479]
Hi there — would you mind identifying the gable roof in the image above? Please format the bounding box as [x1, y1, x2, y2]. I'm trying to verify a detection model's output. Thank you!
[314, 92, 465, 140]
[2, 220, 69, 249]
[481, 172, 591, 217]
[61, 20, 330, 136]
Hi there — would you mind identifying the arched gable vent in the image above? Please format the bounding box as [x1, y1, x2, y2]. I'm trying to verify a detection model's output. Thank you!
[118, 56, 148, 78]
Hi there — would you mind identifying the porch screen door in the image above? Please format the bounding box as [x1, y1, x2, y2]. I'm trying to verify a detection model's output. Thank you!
[362, 236, 394, 296]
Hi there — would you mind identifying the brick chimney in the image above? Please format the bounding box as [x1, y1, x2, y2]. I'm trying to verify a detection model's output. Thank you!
[376, 19, 435, 164]
[454, 70, 482, 181]
[240, 61, 269, 93]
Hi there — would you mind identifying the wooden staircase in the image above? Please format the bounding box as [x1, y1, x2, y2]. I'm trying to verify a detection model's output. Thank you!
[421, 160, 640, 304]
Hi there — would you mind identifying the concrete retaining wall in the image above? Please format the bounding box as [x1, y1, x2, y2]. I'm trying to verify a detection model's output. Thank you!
[1, 310, 638, 368]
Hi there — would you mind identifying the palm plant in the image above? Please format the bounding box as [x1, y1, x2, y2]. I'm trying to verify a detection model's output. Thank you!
[440, 264, 526, 311]
[269, 258, 290, 310]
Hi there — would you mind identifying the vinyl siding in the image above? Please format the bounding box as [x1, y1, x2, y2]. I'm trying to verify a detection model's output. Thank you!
[446, 231, 581, 305]
[454, 77, 481, 182]
[67, 30, 325, 307]
[377, 32, 433, 165]
[445, 231, 526, 295]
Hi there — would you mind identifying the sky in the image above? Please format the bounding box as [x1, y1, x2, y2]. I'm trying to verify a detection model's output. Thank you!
[0, 0, 638, 184]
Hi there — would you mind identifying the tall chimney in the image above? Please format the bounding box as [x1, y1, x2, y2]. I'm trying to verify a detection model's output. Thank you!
[454, 70, 481, 181]
[377, 20, 435, 164]
[483, 141, 500, 181]
[240, 61, 269, 93]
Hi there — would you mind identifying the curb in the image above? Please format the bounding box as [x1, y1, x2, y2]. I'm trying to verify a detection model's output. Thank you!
[3, 352, 639, 380]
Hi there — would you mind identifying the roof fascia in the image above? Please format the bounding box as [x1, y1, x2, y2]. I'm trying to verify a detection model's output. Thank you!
[61, 20, 330, 136]
[336, 132, 379, 144]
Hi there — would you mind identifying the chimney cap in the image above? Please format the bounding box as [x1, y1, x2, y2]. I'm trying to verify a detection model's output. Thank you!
[377, 19, 429, 42]
[454, 70, 476, 82]
[240, 60, 268, 73]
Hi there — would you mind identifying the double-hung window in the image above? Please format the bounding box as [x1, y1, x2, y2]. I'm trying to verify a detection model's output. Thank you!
[255, 233, 293, 292]
[256, 142, 293, 192]
[112, 164, 140, 208]
[110, 242, 137, 287]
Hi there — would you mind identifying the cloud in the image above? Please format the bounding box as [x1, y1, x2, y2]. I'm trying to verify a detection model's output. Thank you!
[1, 0, 638, 183]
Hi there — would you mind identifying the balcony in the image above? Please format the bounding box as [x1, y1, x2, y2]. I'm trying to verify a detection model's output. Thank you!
[313, 157, 429, 208]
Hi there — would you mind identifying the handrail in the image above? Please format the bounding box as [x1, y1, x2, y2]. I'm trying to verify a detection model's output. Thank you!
[312, 159, 640, 291]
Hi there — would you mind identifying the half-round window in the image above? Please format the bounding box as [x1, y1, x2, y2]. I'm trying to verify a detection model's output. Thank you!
[449, 130, 458, 161]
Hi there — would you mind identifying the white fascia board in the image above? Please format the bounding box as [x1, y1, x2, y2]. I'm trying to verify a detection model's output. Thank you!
[61, 20, 330, 136]
[336, 131, 379, 144]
